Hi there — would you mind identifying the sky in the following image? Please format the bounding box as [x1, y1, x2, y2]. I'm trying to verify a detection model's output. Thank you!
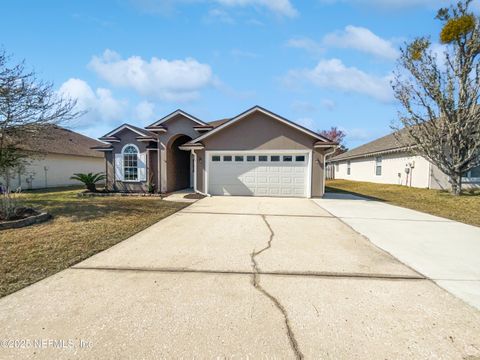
[1, 0, 474, 148]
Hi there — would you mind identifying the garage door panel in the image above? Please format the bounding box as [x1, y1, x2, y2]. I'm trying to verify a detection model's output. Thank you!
[208, 153, 309, 198]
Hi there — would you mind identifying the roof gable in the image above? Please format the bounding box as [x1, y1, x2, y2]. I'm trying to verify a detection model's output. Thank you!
[188, 106, 332, 144]
[103, 123, 155, 138]
[147, 109, 208, 127]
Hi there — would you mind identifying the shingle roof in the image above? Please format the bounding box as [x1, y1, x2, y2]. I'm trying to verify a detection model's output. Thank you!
[208, 118, 230, 128]
[17, 125, 104, 158]
[126, 124, 157, 138]
[331, 128, 411, 161]
[102, 123, 157, 138]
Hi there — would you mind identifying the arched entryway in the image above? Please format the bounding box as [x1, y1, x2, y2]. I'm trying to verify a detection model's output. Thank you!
[166, 135, 192, 192]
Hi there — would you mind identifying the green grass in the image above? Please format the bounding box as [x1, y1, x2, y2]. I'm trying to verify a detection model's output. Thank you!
[0, 188, 188, 298]
[326, 179, 480, 227]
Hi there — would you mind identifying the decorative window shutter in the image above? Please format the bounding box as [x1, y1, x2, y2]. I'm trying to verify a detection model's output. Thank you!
[138, 153, 147, 181]
[115, 153, 123, 181]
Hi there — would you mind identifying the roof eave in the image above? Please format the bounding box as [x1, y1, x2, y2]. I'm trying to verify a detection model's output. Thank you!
[189, 106, 329, 144]
[330, 146, 413, 162]
[145, 126, 167, 133]
[147, 109, 208, 127]
[99, 136, 120, 143]
[91, 146, 113, 152]
[179, 143, 205, 151]
[136, 137, 158, 142]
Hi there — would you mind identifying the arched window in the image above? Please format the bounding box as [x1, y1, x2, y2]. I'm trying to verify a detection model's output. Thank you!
[123, 145, 139, 181]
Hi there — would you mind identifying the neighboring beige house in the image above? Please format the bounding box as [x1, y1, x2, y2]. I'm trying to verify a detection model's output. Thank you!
[95, 106, 338, 198]
[2, 126, 105, 190]
[329, 130, 480, 190]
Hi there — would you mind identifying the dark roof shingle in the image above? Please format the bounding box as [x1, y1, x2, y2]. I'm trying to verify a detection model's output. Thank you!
[208, 118, 230, 128]
[17, 125, 105, 158]
[332, 128, 411, 161]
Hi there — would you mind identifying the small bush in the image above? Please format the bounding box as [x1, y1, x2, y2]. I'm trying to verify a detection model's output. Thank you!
[70, 172, 106, 192]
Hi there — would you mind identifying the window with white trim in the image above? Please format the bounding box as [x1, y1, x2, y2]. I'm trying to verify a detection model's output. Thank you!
[123, 145, 138, 181]
[375, 157, 382, 176]
[212, 155, 221, 162]
[295, 155, 305, 162]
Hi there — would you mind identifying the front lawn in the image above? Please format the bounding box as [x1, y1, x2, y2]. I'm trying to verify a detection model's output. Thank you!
[0, 188, 188, 298]
[326, 179, 480, 227]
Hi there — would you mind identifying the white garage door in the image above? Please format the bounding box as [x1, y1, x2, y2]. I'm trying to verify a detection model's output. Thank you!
[207, 152, 310, 197]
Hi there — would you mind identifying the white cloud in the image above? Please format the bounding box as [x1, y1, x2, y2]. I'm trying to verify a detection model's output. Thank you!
[58, 78, 127, 129]
[319, 0, 480, 13]
[216, 0, 298, 17]
[296, 117, 316, 130]
[131, 0, 298, 17]
[343, 127, 373, 142]
[320, 98, 336, 110]
[291, 100, 317, 114]
[323, 26, 399, 60]
[286, 38, 324, 56]
[89, 49, 214, 102]
[318, 0, 451, 9]
[134, 101, 156, 123]
[285, 58, 394, 102]
[206, 8, 235, 23]
[430, 42, 448, 70]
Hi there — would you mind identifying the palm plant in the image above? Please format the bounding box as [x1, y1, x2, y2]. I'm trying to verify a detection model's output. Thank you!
[71, 172, 106, 192]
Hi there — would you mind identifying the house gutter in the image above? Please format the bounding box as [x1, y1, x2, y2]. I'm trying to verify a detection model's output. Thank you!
[323, 146, 338, 196]
[329, 146, 414, 163]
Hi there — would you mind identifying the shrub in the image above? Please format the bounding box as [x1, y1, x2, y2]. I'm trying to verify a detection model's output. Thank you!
[0, 188, 21, 221]
[70, 172, 106, 192]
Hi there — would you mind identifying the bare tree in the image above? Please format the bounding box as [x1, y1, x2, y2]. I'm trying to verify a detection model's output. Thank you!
[319, 126, 348, 157]
[0, 50, 81, 186]
[392, 0, 480, 195]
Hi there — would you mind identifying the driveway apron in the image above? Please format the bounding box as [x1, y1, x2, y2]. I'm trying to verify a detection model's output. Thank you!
[0, 196, 479, 359]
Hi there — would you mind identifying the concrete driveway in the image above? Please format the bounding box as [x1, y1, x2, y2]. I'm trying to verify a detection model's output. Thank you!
[1, 196, 480, 359]
[315, 193, 480, 310]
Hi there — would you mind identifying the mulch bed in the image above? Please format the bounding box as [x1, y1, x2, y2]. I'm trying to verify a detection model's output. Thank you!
[78, 191, 163, 198]
[0, 210, 52, 230]
[183, 193, 206, 200]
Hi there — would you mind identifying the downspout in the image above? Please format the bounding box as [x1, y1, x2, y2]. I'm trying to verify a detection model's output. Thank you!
[105, 154, 108, 191]
[191, 149, 197, 193]
[157, 142, 161, 194]
[322, 146, 338, 196]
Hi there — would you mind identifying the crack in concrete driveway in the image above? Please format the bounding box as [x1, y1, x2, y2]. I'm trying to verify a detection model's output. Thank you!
[2, 197, 480, 359]
[250, 215, 304, 360]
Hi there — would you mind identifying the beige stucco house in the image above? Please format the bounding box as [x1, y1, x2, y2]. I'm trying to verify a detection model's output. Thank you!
[95, 106, 337, 197]
[2, 126, 105, 190]
[329, 130, 480, 190]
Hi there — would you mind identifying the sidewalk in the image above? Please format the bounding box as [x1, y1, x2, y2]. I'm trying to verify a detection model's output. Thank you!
[314, 193, 480, 310]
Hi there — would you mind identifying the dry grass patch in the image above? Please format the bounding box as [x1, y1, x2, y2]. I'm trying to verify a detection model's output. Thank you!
[326, 179, 480, 227]
[0, 188, 188, 298]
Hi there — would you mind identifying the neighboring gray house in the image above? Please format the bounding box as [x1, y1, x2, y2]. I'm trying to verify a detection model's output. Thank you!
[329, 130, 480, 190]
[94, 106, 337, 198]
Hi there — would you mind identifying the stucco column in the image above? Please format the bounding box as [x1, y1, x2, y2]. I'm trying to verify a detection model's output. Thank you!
[160, 142, 167, 193]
